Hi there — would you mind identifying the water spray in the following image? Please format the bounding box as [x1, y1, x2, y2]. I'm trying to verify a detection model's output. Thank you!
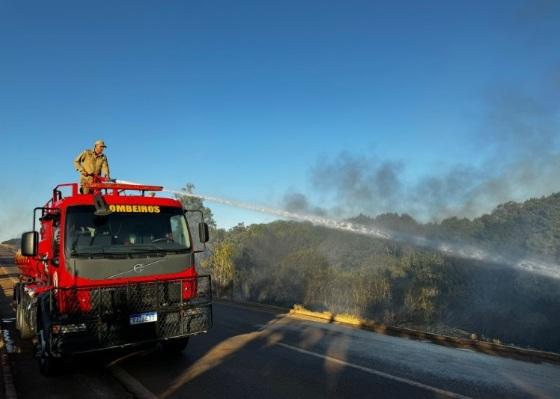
[116, 180, 560, 279]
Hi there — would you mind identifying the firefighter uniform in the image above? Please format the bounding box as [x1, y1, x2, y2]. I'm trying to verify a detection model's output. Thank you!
[73, 141, 110, 194]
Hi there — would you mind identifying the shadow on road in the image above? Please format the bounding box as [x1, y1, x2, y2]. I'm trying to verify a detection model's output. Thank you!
[116, 304, 439, 399]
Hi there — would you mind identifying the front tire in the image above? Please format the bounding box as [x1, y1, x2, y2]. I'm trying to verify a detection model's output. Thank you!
[17, 297, 34, 339]
[15, 298, 22, 331]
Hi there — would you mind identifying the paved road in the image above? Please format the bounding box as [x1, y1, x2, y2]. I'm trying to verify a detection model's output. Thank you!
[1, 244, 560, 398]
[117, 301, 560, 399]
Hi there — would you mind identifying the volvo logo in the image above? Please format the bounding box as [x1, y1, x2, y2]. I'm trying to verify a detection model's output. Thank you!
[133, 263, 145, 273]
[133, 258, 163, 273]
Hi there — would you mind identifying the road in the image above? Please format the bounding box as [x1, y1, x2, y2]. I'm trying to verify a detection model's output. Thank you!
[1, 244, 560, 398]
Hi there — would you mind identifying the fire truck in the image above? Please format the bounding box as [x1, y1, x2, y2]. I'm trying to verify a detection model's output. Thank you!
[14, 178, 212, 375]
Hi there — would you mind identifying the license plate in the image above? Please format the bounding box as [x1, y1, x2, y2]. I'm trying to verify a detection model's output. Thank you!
[129, 311, 158, 325]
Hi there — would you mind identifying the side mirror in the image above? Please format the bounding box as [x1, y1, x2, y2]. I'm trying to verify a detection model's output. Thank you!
[198, 222, 210, 243]
[21, 231, 38, 257]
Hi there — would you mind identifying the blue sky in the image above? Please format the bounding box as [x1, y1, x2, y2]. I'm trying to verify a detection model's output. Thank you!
[1, 0, 559, 241]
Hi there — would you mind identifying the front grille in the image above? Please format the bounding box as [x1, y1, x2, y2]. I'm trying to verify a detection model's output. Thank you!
[89, 282, 175, 315]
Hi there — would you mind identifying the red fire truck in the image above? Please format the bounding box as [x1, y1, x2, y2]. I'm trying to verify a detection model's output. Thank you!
[14, 178, 212, 375]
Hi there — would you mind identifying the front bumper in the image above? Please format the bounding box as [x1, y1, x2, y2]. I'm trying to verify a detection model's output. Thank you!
[46, 276, 212, 355]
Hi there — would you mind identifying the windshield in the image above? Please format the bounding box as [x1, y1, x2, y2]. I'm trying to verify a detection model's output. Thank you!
[65, 205, 191, 257]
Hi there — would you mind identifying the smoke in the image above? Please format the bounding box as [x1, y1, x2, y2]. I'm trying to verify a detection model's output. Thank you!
[287, 86, 560, 222]
[282, 192, 327, 216]
[307, 154, 404, 217]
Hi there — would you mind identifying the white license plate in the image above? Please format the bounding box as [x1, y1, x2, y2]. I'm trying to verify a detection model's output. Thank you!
[129, 311, 158, 325]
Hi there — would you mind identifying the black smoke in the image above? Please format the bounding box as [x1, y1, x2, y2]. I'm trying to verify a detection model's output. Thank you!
[285, 83, 560, 222]
[282, 192, 327, 216]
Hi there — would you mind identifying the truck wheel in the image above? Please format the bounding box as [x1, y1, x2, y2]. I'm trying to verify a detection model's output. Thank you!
[16, 302, 35, 339]
[161, 337, 189, 353]
[37, 329, 62, 377]
[14, 283, 22, 331]
[17, 301, 34, 339]
[15, 300, 22, 331]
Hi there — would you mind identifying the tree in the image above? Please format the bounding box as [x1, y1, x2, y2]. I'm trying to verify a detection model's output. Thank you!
[201, 240, 235, 298]
[175, 183, 217, 229]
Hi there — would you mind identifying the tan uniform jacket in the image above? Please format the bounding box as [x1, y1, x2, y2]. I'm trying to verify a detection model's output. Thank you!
[74, 149, 110, 194]
[73, 149, 110, 177]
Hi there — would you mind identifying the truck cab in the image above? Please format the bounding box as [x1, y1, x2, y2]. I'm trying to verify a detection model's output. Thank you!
[14, 180, 213, 375]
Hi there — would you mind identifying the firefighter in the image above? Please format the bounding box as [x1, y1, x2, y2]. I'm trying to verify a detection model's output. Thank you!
[73, 140, 110, 194]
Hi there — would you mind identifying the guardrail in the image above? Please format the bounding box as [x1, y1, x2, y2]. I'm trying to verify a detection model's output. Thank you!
[216, 299, 560, 364]
[289, 305, 560, 364]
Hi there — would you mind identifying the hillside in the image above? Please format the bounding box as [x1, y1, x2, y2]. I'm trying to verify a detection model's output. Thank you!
[1, 238, 20, 248]
[200, 192, 560, 352]
[348, 192, 560, 262]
